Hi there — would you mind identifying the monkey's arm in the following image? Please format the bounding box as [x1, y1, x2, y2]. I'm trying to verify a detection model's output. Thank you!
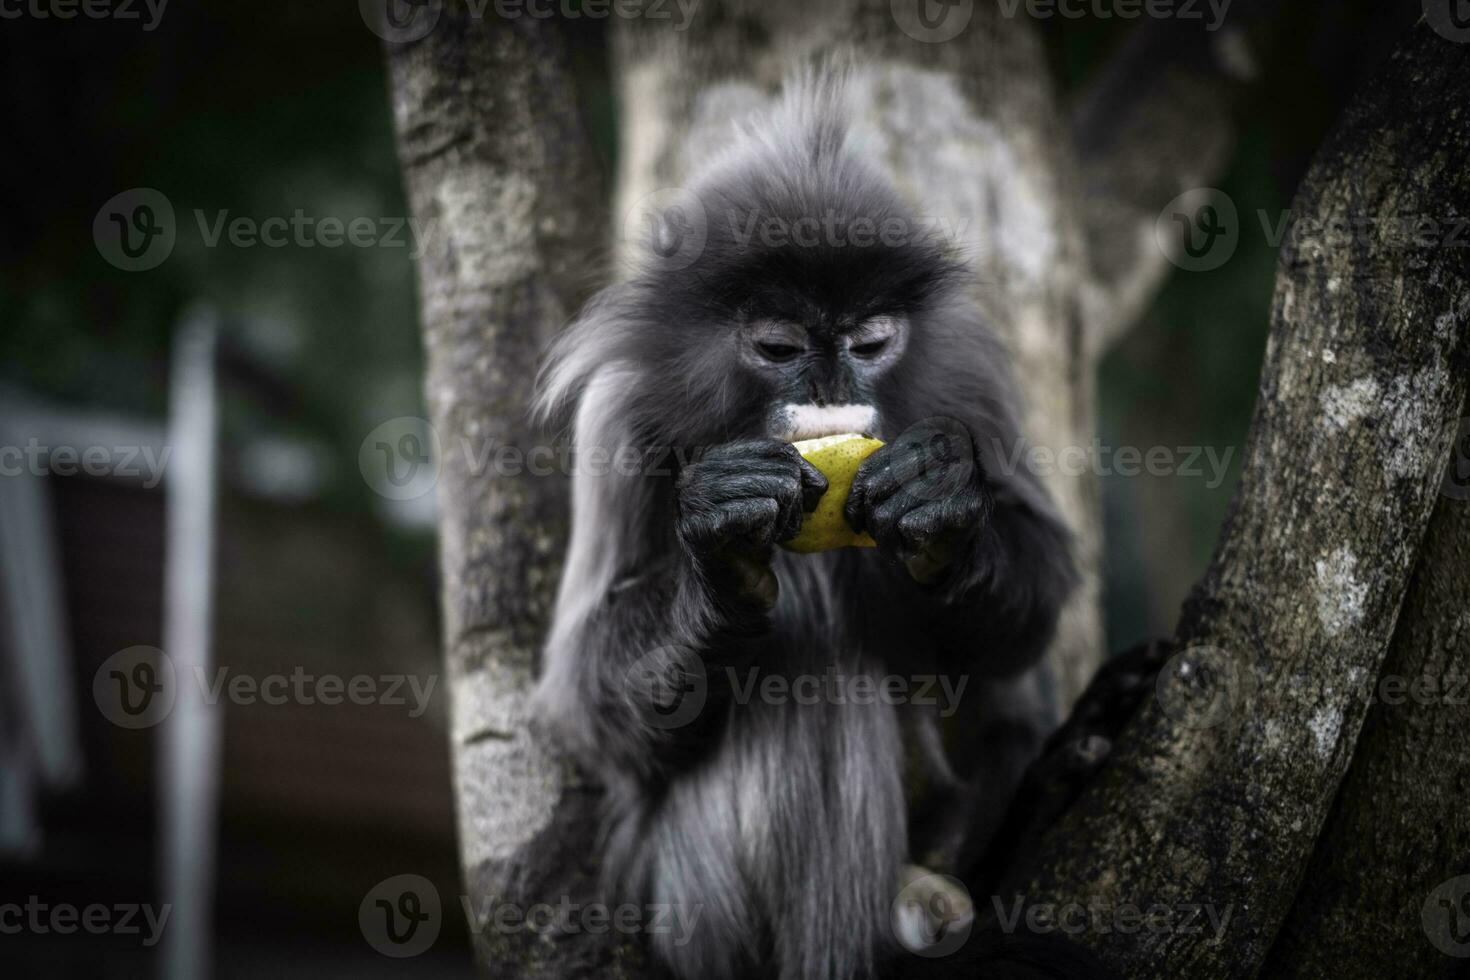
[541, 555, 758, 784]
[847, 416, 1076, 677]
[539, 438, 826, 785]
[921, 494, 1077, 676]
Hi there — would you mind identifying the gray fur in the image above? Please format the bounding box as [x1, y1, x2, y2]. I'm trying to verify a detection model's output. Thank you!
[532, 66, 1076, 980]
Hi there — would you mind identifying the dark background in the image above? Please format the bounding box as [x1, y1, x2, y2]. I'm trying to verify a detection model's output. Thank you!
[0, 1, 1424, 976]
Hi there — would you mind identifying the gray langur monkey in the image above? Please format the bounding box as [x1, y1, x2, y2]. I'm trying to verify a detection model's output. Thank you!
[533, 67, 1101, 980]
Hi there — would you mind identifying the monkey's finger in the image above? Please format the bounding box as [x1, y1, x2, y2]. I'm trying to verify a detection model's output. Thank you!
[680, 471, 775, 517]
[843, 473, 868, 533]
[845, 450, 912, 532]
[718, 497, 782, 548]
[696, 453, 805, 486]
[866, 493, 915, 558]
[776, 479, 808, 541]
[752, 479, 805, 544]
[849, 447, 913, 510]
[895, 500, 970, 555]
[775, 492, 806, 543]
[684, 497, 777, 552]
[705, 438, 804, 467]
[797, 456, 828, 512]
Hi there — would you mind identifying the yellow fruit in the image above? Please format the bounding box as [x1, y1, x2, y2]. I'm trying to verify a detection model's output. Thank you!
[782, 433, 884, 554]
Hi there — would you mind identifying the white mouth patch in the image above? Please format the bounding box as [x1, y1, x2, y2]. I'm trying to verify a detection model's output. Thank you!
[777, 403, 878, 442]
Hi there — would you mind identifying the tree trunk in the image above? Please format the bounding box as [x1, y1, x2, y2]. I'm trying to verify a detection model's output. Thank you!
[1004, 21, 1470, 978]
[385, 11, 643, 976]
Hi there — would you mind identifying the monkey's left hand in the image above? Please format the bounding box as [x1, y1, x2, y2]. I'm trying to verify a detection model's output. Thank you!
[845, 416, 993, 586]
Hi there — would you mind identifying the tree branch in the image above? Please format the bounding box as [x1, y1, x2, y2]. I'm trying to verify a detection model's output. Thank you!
[1007, 21, 1470, 977]
[1263, 399, 1470, 975]
[1072, 0, 1283, 349]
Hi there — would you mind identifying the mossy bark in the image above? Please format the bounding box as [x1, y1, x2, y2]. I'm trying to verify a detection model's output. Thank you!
[1007, 22, 1470, 978]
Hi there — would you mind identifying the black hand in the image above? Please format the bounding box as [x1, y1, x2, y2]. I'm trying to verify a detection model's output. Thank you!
[676, 439, 827, 602]
[844, 416, 991, 584]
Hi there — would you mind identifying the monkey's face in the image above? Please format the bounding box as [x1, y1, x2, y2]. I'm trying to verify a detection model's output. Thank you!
[738, 314, 907, 442]
[629, 173, 958, 450]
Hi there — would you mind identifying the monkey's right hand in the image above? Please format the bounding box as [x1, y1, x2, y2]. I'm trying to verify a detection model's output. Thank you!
[675, 439, 827, 605]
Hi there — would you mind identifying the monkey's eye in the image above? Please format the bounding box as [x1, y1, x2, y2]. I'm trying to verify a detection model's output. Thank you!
[756, 341, 804, 363]
[744, 320, 808, 366]
[847, 316, 904, 361]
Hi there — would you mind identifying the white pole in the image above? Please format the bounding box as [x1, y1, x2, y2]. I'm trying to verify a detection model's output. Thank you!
[160, 309, 221, 980]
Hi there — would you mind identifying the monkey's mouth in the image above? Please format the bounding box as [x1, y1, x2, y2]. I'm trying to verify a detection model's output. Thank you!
[774, 403, 879, 442]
